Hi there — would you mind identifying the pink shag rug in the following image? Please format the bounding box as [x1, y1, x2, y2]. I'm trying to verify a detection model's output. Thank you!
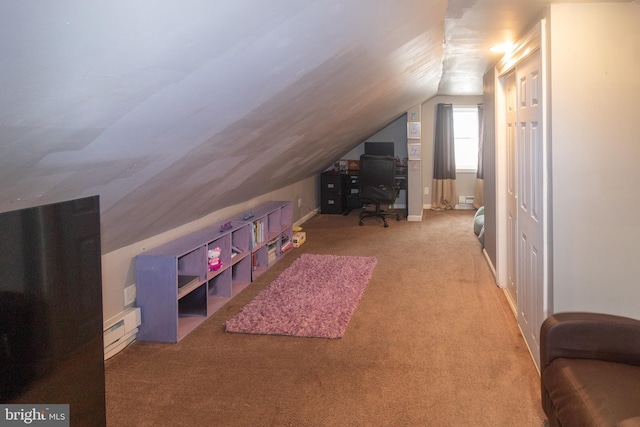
[225, 253, 377, 339]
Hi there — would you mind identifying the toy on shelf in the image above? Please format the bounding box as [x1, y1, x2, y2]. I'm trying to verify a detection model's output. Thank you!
[208, 248, 222, 271]
[219, 221, 232, 232]
[242, 211, 254, 220]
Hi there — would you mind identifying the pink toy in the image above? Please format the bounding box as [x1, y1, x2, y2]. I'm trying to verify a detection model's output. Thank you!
[208, 248, 222, 271]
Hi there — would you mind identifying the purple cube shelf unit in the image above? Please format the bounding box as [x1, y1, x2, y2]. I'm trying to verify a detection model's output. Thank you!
[135, 201, 293, 342]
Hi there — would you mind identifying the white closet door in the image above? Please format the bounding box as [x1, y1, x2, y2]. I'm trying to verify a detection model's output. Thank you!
[515, 50, 545, 369]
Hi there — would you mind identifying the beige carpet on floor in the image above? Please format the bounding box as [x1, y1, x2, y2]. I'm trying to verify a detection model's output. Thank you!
[105, 209, 545, 427]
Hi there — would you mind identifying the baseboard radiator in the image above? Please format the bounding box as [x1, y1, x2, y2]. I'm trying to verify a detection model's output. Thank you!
[103, 307, 141, 360]
[457, 195, 475, 209]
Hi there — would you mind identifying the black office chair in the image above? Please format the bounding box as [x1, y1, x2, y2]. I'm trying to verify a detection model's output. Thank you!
[358, 154, 400, 227]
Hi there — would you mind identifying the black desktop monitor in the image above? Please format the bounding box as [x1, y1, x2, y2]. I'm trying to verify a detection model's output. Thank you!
[364, 142, 394, 157]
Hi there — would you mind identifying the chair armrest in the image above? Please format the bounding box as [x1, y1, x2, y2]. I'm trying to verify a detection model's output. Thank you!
[540, 312, 640, 370]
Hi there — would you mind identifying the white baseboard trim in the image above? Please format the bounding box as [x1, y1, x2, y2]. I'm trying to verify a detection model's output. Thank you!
[455, 204, 476, 210]
[502, 288, 539, 373]
[295, 208, 319, 228]
[424, 203, 477, 210]
[503, 288, 517, 319]
[482, 248, 497, 279]
[407, 214, 422, 222]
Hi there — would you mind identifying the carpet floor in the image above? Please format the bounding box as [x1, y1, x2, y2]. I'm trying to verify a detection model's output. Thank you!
[105, 209, 545, 426]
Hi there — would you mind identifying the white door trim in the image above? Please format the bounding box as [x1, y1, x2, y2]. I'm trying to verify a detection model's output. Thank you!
[495, 20, 545, 292]
[494, 19, 551, 370]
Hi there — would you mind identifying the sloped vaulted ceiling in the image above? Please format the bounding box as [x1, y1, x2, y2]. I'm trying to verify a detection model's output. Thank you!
[1, 1, 448, 253]
[1, 0, 581, 252]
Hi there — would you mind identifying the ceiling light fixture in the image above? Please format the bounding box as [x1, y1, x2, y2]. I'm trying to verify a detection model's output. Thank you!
[489, 42, 515, 53]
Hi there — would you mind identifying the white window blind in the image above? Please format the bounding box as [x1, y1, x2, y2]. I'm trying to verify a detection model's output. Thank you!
[453, 106, 479, 172]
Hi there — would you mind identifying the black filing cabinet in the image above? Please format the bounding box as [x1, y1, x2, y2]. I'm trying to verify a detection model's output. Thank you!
[321, 172, 348, 214]
[345, 172, 362, 211]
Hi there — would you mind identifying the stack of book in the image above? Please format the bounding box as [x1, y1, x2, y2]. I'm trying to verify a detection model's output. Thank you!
[177, 275, 200, 296]
[281, 240, 293, 253]
[267, 237, 278, 264]
[252, 220, 265, 246]
[231, 245, 243, 258]
[281, 234, 293, 253]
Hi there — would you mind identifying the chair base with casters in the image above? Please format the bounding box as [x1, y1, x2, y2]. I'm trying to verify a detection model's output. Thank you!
[359, 204, 400, 227]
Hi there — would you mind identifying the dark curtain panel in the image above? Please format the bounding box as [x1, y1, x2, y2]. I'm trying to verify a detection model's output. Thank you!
[474, 103, 484, 209]
[433, 103, 456, 179]
[431, 103, 456, 210]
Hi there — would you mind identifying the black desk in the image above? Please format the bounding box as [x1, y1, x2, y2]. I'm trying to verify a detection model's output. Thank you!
[320, 168, 408, 218]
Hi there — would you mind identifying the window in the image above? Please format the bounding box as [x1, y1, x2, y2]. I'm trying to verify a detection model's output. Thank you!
[453, 106, 479, 172]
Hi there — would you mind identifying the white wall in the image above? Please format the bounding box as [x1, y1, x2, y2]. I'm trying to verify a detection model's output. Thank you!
[421, 95, 483, 207]
[101, 175, 318, 321]
[550, 2, 640, 318]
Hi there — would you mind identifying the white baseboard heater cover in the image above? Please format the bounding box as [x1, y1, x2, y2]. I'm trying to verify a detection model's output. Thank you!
[103, 307, 141, 360]
[458, 195, 475, 205]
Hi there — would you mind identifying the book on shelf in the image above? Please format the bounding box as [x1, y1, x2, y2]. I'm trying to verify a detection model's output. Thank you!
[177, 275, 201, 296]
[231, 244, 244, 259]
[252, 220, 265, 246]
[281, 240, 293, 253]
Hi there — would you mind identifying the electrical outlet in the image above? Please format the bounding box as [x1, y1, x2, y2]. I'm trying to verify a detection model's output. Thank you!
[297, 198, 302, 208]
[424, 187, 429, 195]
[124, 284, 136, 306]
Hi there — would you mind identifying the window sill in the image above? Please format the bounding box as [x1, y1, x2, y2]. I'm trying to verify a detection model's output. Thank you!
[456, 169, 477, 174]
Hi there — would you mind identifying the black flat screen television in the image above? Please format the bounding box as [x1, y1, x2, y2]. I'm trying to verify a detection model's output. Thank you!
[0, 195, 106, 426]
